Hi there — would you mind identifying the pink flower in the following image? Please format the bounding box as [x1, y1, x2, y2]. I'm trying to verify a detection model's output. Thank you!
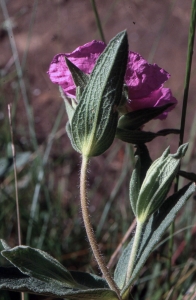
[124, 52, 177, 119]
[48, 40, 106, 98]
[48, 40, 177, 119]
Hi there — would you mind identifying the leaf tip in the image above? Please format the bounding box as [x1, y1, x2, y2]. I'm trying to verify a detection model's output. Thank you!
[172, 143, 189, 159]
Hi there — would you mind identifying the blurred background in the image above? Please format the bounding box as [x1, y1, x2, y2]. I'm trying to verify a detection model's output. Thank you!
[0, 0, 196, 299]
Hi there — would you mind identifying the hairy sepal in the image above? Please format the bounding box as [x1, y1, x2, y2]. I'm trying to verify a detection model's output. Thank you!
[71, 31, 128, 157]
[136, 143, 188, 222]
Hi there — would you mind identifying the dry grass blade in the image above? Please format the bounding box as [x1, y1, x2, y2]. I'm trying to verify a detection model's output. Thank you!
[1, 0, 37, 149]
[8, 104, 24, 300]
[8, 104, 21, 246]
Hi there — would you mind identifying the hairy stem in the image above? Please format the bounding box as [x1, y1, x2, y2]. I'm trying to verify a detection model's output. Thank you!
[80, 155, 121, 299]
[125, 220, 144, 285]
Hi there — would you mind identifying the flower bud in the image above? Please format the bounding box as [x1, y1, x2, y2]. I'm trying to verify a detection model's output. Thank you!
[135, 143, 188, 223]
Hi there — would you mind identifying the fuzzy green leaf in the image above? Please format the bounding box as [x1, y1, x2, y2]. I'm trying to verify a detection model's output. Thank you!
[70, 271, 109, 289]
[1, 246, 81, 289]
[0, 266, 118, 299]
[115, 128, 180, 144]
[114, 240, 133, 290]
[0, 240, 11, 250]
[122, 182, 195, 294]
[71, 31, 128, 157]
[117, 104, 173, 130]
[114, 182, 195, 291]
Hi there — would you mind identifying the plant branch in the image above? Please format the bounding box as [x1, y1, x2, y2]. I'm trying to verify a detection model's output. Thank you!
[125, 220, 144, 285]
[91, 0, 106, 43]
[179, 0, 196, 147]
[80, 155, 121, 299]
[8, 104, 24, 300]
[8, 104, 22, 246]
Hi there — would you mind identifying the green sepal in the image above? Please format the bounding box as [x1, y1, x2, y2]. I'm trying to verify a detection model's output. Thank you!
[114, 182, 195, 291]
[117, 85, 129, 114]
[129, 144, 152, 217]
[117, 103, 173, 130]
[115, 128, 180, 144]
[71, 97, 78, 109]
[66, 122, 81, 153]
[65, 57, 89, 94]
[136, 143, 188, 222]
[59, 86, 75, 123]
[76, 87, 81, 102]
[71, 31, 128, 157]
[0, 266, 118, 299]
[129, 155, 141, 216]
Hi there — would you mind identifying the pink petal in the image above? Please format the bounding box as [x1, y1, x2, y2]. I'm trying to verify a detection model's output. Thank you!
[125, 52, 170, 99]
[48, 40, 177, 120]
[66, 40, 106, 73]
[48, 54, 76, 97]
[48, 41, 106, 97]
[127, 87, 177, 120]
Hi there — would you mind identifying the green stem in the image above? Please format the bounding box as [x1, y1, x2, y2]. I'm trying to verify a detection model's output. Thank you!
[168, 0, 196, 287]
[125, 220, 144, 285]
[91, 0, 106, 43]
[80, 155, 121, 299]
[179, 0, 196, 147]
